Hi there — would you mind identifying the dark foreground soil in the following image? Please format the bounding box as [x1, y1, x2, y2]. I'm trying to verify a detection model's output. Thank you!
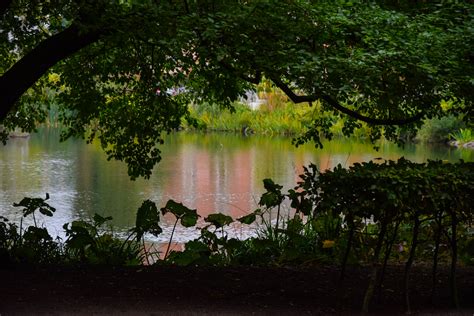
[1, 264, 473, 315]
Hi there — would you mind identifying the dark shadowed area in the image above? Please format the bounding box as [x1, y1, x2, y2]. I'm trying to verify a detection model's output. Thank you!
[1, 264, 473, 315]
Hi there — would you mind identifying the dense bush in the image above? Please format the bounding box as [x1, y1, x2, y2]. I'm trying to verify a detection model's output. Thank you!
[308, 158, 473, 312]
[168, 158, 473, 312]
[287, 160, 471, 311]
[416, 116, 466, 143]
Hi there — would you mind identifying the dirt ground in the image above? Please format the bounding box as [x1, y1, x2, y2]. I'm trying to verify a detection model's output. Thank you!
[1, 264, 473, 315]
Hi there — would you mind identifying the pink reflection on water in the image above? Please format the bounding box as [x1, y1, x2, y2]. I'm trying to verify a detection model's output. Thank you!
[161, 145, 258, 221]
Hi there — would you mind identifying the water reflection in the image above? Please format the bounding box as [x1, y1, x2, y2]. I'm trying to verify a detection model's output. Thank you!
[0, 129, 471, 241]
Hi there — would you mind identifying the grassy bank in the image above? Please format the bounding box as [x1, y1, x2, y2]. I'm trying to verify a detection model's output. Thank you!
[185, 100, 375, 140]
[186, 97, 472, 147]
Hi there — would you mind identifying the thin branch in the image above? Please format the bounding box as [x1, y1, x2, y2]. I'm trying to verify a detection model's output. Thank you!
[270, 77, 424, 126]
[320, 94, 424, 125]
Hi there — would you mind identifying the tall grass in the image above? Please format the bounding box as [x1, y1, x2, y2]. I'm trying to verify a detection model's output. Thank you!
[450, 128, 473, 144]
[186, 101, 312, 135]
[186, 99, 376, 140]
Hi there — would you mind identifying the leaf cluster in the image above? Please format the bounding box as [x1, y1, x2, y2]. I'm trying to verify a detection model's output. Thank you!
[1, 1, 472, 178]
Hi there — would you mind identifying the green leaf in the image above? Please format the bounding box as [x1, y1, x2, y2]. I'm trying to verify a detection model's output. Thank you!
[13, 194, 56, 218]
[161, 199, 199, 227]
[135, 200, 162, 240]
[205, 213, 233, 228]
[161, 199, 193, 217]
[93, 213, 113, 227]
[259, 191, 281, 208]
[180, 210, 199, 228]
[262, 178, 283, 192]
[237, 212, 256, 225]
[167, 240, 210, 266]
[38, 206, 53, 217]
[259, 179, 284, 208]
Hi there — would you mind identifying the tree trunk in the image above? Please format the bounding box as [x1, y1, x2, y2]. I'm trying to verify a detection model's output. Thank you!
[0, 24, 101, 121]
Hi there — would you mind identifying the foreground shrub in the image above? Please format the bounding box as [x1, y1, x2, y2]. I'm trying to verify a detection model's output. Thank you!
[1, 158, 472, 313]
[168, 158, 473, 312]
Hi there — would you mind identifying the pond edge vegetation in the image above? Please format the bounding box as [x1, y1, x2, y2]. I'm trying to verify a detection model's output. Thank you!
[1, 158, 473, 313]
[0, 158, 474, 311]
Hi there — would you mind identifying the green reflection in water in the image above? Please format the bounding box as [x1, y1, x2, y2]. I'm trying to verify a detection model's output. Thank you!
[0, 129, 471, 240]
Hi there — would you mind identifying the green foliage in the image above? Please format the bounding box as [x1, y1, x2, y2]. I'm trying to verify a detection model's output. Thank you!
[160, 199, 199, 259]
[1, 1, 473, 178]
[1, 159, 473, 312]
[450, 128, 473, 144]
[162, 158, 473, 312]
[237, 212, 256, 225]
[63, 213, 142, 265]
[259, 179, 284, 208]
[161, 199, 198, 228]
[13, 193, 56, 218]
[204, 213, 233, 229]
[4, 193, 61, 264]
[134, 199, 162, 241]
[416, 116, 465, 143]
[1, 196, 61, 265]
[166, 214, 243, 266]
[186, 100, 311, 136]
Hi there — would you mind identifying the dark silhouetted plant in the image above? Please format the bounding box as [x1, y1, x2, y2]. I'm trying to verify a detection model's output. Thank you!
[161, 199, 199, 259]
[63, 213, 142, 265]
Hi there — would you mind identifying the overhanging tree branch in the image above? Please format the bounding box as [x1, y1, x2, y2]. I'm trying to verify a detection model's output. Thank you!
[0, 24, 101, 121]
[270, 77, 424, 125]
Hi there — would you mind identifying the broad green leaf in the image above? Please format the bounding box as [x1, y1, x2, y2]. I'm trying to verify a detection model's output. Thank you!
[161, 199, 193, 217]
[13, 194, 56, 218]
[205, 213, 233, 228]
[237, 212, 256, 225]
[93, 213, 113, 227]
[180, 210, 199, 227]
[135, 200, 162, 239]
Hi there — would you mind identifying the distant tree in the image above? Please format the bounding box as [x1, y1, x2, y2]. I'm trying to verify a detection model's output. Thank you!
[1, 1, 472, 178]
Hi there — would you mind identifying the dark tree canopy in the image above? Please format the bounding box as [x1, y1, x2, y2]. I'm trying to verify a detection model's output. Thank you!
[1, 0, 472, 178]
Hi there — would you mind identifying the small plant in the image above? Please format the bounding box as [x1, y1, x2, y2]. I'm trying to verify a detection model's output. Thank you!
[259, 178, 285, 238]
[1, 159, 473, 314]
[0, 194, 62, 265]
[131, 200, 163, 264]
[165, 212, 237, 266]
[160, 199, 199, 259]
[63, 213, 143, 265]
[14, 193, 56, 228]
[450, 128, 473, 144]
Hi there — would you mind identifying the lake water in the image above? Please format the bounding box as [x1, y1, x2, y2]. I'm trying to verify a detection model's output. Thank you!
[1, 128, 472, 242]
